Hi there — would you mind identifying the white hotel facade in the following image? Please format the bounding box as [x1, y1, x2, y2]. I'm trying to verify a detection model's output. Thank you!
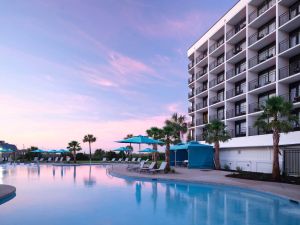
[188, 0, 300, 173]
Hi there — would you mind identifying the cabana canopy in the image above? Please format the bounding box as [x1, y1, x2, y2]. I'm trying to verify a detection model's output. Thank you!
[170, 141, 214, 169]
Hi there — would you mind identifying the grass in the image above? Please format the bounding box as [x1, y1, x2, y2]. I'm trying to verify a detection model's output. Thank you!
[226, 171, 300, 185]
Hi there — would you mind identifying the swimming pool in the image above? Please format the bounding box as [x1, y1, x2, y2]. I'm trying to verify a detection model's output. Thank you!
[0, 164, 299, 225]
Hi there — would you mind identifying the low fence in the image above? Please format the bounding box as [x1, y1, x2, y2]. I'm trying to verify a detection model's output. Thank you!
[283, 148, 300, 177]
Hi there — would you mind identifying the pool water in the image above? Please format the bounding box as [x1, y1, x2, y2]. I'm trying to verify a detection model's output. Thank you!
[0, 164, 300, 225]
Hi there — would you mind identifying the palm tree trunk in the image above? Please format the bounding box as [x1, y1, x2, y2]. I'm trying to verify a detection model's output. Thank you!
[73, 150, 76, 163]
[214, 141, 221, 170]
[153, 144, 158, 162]
[165, 141, 170, 171]
[89, 142, 92, 164]
[272, 130, 281, 180]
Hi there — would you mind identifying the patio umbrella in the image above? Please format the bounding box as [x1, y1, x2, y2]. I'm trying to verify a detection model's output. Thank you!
[31, 149, 46, 153]
[116, 135, 163, 151]
[56, 149, 70, 154]
[139, 148, 158, 153]
[0, 148, 14, 153]
[113, 147, 132, 152]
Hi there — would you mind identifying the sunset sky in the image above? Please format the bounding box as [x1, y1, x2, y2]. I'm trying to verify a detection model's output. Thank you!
[0, 0, 237, 152]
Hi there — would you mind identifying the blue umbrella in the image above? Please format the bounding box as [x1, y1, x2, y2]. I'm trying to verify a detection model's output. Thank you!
[31, 149, 46, 153]
[56, 149, 70, 154]
[0, 148, 14, 153]
[113, 147, 132, 152]
[48, 150, 59, 154]
[117, 135, 163, 151]
[139, 148, 158, 153]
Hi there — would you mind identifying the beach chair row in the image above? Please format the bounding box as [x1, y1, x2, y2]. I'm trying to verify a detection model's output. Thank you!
[101, 157, 149, 163]
[33, 156, 71, 163]
[127, 161, 167, 174]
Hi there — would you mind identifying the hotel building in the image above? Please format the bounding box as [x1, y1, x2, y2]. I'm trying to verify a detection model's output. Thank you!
[188, 0, 300, 173]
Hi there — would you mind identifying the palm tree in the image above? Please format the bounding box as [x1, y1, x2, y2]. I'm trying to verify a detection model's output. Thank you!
[165, 113, 188, 142]
[160, 124, 177, 171]
[123, 134, 134, 155]
[254, 96, 297, 180]
[146, 127, 164, 162]
[83, 134, 97, 163]
[67, 141, 82, 163]
[203, 119, 231, 170]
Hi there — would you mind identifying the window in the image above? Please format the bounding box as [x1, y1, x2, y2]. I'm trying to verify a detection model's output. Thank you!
[258, 66, 276, 86]
[235, 18, 246, 33]
[217, 89, 224, 101]
[235, 39, 246, 53]
[217, 36, 224, 47]
[292, 109, 300, 130]
[235, 79, 246, 95]
[258, 18, 276, 39]
[203, 112, 208, 124]
[235, 120, 246, 137]
[235, 59, 246, 75]
[257, 0, 274, 16]
[235, 100, 246, 116]
[258, 90, 276, 106]
[289, 28, 300, 48]
[289, 54, 300, 75]
[290, 81, 300, 102]
[203, 65, 208, 74]
[217, 72, 224, 84]
[217, 54, 224, 65]
[202, 81, 208, 90]
[217, 107, 224, 120]
[290, 1, 300, 20]
[258, 43, 276, 63]
[203, 96, 208, 107]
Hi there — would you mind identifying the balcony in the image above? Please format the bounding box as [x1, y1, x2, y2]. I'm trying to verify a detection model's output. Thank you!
[196, 118, 208, 126]
[188, 106, 195, 113]
[195, 53, 207, 64]
[226, 24, 246, 40]
[249, 26, 275, 46]
[226, 106, 246, 119]
[229, 128, 246, 138]
[248, 75, 276, 91]
[210, 58, 224, 71]
[281, 91, 300, 104]
[226, 86, 245, 99]
[196, 102, 208, 110]
[248, 0, 276, 24]
[209, 75, 224, 88]
[188, 122, 195, 128]
[188, 91, 194, 99]
[248, 127, 272, 136]
[279, 38, 300, 54]
[226, 47, 243, 60]
[249, 52, 275, 69]
[279, 8, 300, 27]
[188, 61, 194, 70]
[196, 69, 207, 80]
[249, 101, 265, 114]
[279, 64, 300, 80]
[188, 76, 194, 84]
[226, 68, 246, 80]
[209, 114, 225, 121]
[209, 41, 224, 53]
[209, 95, 224, 105]
[195, 85, 207, 95]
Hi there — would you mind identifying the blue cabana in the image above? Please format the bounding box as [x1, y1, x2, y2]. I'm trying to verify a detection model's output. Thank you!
[170, 141, 214, 169]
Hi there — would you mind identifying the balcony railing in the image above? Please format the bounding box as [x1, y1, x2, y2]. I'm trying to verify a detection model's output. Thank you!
[188, 106, 195, 113]
[209, 41, 224, 53]
[226, 67, 246, 80]
[226, 47, 244, 60]
[188, 61, 194, 70]
[249, 101, 265, 114]
[196, 53, 207, 64]
[188, 91, 194, 99]
[226, 23, 246, 40]
[279, 38, 300, 53]
[279, 64, 300, 80]
[249, 52, 275, 68]
[226, 106, 246, 119]
[248, 75, 275, 91]
[196, 102, 208, 110]
[210, 58, 224, 71]
[229, 128, 247, 138]
[249, 27, 275, 46]
[195, 85, 207, 95]
[281, 91, 300, 104]
[196, 69, 207, 79]
[196, 119, 208, 126]
[248, 0, 276, 23]
[279, 9, 300, 27]
[188, 76, 194, 84]
[226, 85, 245, 99]
[209, 95, 224, 105]
[209, 75, 224, 88]
[209, 114, 225, 121]
[248, 127, 272, 136]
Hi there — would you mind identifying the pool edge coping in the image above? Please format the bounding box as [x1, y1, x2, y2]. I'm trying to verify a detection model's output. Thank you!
[0, 185, 16, 201]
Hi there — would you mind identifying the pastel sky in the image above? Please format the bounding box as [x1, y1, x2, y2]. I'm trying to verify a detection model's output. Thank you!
[0, 0, 237, 152]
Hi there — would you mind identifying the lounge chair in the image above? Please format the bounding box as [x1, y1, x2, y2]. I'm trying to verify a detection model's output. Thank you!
[33, 157, 38, 162]
[130, 158, 136, 163]
[111, 158, 116, 162]
[123, 158, 129, 163]
[144, 159, 149, 163]
[54, 157, 59, 163]
[66, 156, 71, 163]
[59, 157, 64, 163]
[0, 158, 4, 163]
[39, 158, 44, 162]
[136, 158, 141, 163]
[101, 157, 107, 162]
[128, 161, 145, 171]
[47, 157, 52, 163]
[149, 162, 167, 174]
[117, 158, 123, 163]
[139, 162, 156, 173]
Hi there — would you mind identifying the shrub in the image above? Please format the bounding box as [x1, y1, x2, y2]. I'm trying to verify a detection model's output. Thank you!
[223, 164, 230, 171]
[236, 166, 243, 173]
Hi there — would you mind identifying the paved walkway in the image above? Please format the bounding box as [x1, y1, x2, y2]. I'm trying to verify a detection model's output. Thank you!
[110, 164, 300, 202]
[0, 184, 16, 200]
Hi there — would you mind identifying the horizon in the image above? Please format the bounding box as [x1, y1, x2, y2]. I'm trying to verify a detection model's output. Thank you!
[0, 0, 237, 152]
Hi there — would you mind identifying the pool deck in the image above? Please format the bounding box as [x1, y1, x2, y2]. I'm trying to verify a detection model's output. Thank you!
[110, 164, 300, 202]
[0, 185, 16, 200]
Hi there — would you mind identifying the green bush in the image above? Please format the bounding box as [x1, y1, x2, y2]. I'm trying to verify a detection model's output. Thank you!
[223, 164, 230, 171]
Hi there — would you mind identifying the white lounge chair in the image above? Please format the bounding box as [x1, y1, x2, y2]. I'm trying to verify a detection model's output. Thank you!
[130, 158, 136, 163]
[139, 162, 156, 173]
[111, 158, 116, 162]
[144, 159, 149, 163]
[149, 162, 167, 174]
[123, 158, 129, 163]
[101, 157, 107, 162]
[47, 157, 52, 163]
[39, 158, 44, 162]
[136, 158, 141, 163]
[54, 157, 59, 163]
[59, 157, 64, 163]
[33, 157, 38, 162]
[128, 161, 145, 171]
[117, 158, 123, 163]
[66, 156, 71, 163]
[0, 158, 4, 163]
